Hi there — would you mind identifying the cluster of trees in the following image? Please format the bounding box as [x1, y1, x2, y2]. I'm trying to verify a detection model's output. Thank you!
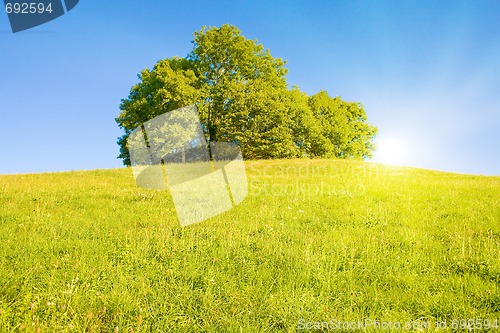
[116, 24, 377, 165]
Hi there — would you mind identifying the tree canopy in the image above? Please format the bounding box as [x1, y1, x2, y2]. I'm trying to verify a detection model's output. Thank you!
[116, 24, 377, 165]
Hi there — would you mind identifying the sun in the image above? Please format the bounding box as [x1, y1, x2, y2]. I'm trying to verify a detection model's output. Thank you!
[375, 137, 409, 166]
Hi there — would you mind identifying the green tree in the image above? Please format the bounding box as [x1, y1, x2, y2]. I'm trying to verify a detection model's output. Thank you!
[189, 24, 297, 158]
[283, 87, 333, 158]
[308, 91, 377, 159]
[116, 57, 200, 165]
[116, 24, 377, 165]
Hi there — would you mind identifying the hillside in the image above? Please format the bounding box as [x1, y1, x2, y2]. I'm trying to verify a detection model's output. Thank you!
[1, 159, 499, 332]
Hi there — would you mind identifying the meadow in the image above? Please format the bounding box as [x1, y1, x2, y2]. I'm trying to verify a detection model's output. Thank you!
[0, 159, 499, 332]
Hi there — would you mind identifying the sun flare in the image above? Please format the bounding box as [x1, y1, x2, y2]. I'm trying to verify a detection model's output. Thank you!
[375, 138, 409, 166]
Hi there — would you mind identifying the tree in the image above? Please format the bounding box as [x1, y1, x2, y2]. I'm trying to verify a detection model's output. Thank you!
[189, 24, 300, 159]
[308, 91, 377, 159]
[116, 57, 200, 165]
[116, 24, 377, 165]
[283, 87, 334, 158]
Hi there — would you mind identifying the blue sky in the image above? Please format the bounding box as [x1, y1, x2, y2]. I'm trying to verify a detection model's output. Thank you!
[1, 0, 499, 175]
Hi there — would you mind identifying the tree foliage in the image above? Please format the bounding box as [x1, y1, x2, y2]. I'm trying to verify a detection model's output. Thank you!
[116, 24, 377, 165]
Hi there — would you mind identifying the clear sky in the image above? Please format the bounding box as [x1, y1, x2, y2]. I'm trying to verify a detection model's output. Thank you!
[1, 0, 499, 175]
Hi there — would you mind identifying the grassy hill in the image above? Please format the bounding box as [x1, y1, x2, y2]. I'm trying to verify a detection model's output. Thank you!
[1, 159, 499, 332]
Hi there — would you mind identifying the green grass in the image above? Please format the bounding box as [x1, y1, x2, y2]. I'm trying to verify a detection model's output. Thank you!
[0, 159, 499, 332]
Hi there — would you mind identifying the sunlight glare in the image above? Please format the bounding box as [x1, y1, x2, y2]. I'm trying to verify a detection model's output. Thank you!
[375, 138, 409, 166]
